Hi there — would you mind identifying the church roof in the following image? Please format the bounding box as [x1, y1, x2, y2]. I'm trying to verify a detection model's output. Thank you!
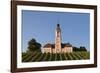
[62, 43, 72, 47]
[43, 43, 72, 48]
[43, 43, 55, 48]
[43, 43, 52, 48]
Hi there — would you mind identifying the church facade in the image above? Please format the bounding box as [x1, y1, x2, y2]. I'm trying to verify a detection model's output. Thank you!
[42, 24, 73, 53]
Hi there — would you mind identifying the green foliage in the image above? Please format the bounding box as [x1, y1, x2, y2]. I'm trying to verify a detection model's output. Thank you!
[45, 53, 51, 61]
[80, 46, 87, 51]
[22, 51, 90, 62]
[51, 53, 56, 61]
[66, 53, 74, 60]
[61, 53, 67, 60]
[56, 53, 60, 60]
[27, 38, 41, 52]
[73, 46, 87, 52]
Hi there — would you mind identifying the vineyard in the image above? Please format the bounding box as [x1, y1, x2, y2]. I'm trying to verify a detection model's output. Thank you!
[22, 51, 90, 62]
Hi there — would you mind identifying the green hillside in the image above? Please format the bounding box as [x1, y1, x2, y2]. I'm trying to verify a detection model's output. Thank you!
[22, 51, 90, 62]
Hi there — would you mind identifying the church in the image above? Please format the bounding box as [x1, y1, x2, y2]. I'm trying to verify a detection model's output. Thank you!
[42, 24, 73, 53]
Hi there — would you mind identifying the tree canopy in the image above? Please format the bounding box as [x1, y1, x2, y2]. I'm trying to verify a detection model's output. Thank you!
[73, 46, 87, 51]
[27, 38, 41, 52]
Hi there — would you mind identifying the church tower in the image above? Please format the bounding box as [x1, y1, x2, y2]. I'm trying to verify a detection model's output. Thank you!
[55, 24, 62, 53]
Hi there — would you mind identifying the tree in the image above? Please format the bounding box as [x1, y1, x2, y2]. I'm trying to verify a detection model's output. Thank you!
[73, 47, 80, 51]
[27, 38, 41, 52]
[79, 46, 87, 51]
[73, 46, 87, 52]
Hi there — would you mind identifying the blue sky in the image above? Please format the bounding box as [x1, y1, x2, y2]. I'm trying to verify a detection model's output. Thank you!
[22, 10, 90, 52]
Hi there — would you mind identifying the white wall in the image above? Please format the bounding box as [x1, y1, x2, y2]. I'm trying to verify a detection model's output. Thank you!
[0, 0, 100, 73]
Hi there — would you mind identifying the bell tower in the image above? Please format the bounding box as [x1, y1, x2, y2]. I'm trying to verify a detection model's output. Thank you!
[55, 24, 62, 53]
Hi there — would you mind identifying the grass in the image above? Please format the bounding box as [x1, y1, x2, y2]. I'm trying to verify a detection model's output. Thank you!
[22, 51, 90, 62]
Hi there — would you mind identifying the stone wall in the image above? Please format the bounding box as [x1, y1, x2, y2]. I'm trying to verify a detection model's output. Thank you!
[42, 47, 73, 53]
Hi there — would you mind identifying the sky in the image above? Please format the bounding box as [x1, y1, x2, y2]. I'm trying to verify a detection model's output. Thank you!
[22, 10, 90, 52]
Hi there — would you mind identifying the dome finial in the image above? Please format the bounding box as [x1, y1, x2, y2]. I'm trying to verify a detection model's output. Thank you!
[57, 18, 60, 27]
[57, 24, 60, 27]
